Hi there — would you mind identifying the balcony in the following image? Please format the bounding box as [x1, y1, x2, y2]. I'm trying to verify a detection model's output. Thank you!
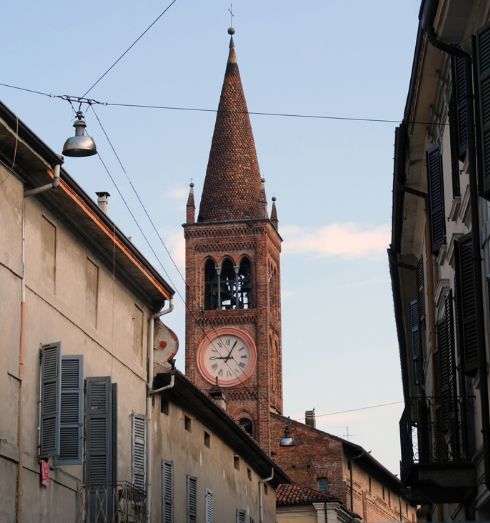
[399, 398, 475, 503]
[78, 481, 146, 523]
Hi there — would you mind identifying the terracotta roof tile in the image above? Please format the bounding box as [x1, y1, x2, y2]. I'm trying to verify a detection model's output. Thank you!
[198, 36, 267, 223]
[276, 483, 338, 506]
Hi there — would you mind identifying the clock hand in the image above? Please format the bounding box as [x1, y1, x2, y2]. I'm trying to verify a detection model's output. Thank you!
[224, 340, 238, 362]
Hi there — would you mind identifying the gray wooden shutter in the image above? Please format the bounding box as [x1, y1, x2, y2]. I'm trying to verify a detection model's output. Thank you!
[40, 342, 61, 457]
[187, 475, 197, 523]
[410, 300, 423, 385]
[85, 377, 113, 521]
[236, 509, 246, 523]
[57, 355, 83, 464]
[474, 23, 490, 199]
[426, 144, 446, 254]
[161, 459, 173, 523]
[131, 413, 146, 492]
[455, 236, 479, 375]
[205, 490, 214, 523]
[451, 54, 469, 161]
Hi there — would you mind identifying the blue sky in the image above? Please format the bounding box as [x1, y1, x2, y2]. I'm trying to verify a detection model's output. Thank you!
[1, 0, 420, 474]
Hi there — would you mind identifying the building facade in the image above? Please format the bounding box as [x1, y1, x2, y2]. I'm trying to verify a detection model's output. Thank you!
[390, 0, 490, 519]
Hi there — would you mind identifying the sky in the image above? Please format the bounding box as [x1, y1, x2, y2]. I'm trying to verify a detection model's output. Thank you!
[1, 1, 420, 475]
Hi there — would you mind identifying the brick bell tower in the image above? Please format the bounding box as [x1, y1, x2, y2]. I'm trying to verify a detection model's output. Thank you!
[183, 28, 282, 452]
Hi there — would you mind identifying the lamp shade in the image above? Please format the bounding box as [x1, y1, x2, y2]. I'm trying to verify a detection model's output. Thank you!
[62, 111, 97, 157]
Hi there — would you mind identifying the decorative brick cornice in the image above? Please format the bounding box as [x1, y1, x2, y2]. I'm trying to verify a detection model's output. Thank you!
[194, 240, 257, 253]
[227, 389, 258, 401]
[195, 311, 257, 327]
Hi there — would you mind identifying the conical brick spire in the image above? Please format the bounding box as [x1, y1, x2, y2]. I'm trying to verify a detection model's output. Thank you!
[198, 30, 267, 223]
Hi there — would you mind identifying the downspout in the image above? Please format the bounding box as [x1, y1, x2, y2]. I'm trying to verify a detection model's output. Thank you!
[348, 451, 364, 512]
[420, 0, 490, 491]
[146, 299, 174, 523]
[16, 161, 62, 522]
[258, 467, 274, 523]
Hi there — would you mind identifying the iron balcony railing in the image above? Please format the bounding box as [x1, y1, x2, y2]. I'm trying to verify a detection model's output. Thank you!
[78, 481, 146, 523]
[399, 396, 474, 484]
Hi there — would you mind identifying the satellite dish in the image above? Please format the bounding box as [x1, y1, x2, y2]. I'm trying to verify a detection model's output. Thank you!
[153, 320, 179, 374]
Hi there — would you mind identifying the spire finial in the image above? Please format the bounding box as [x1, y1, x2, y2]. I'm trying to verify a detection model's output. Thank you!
[228, 4, 235, 49]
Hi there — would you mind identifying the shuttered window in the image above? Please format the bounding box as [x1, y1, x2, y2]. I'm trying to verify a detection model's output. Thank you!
[451, 54, 469, 162]
[40, 342, 61, 457]
[161, 459, 173, 523]
[236, 509, 246, 523]
[426, 144, 446, 253]
[474, 23, 490, 199]
[455, 236, 479, 375]
[85, 377, 114, 521]
[57, 356, 83, 464]
[187, 476, 197, 523]
[438, 292, 458, 433]
[131, 414, 146, 492]
[410, 300, 423, 385]
[205, 490, 214, 523]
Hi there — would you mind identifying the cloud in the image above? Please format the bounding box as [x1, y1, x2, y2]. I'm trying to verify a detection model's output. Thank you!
[282, 222, 390, 260]
[165, 186, 189, 201]
[160, 227, 186, 272]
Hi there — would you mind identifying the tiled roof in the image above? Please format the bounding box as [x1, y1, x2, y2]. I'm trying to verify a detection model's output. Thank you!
[276, 483, 338, 506]
[198, 35, 267, 223]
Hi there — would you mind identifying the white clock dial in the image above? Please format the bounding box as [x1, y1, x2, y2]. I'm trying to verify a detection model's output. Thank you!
[197, 329, 257, 387]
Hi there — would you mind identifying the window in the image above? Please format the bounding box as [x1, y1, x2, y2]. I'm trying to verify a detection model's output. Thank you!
[161, 397, 169, 415]
[205, 490, 214, 523]
[40, 344, 83, 465]
[426, 144, 446, 254]
[85, 258, 99, 328]
[236, 509, 246, 523]
[132, 304, 144, 360]
[161, 460, 173, 523]
[238, 417, 253, 437]
[234, 455, 240, 470]
[41, 216, 56, 291]
[317, 477, 328, 493]
[85, 377, 117, 521]
[474, 23, 490, 199]
[185, 416, 192, 432]
[187, 476, 197, 523]
[204, 431, 210, 448]
[204, 258, 218, 310]
[410, 300, 423, 386]
[247, 468, 252, 481]
[131, 413, 146, 492]
[455, 236, 478, 375]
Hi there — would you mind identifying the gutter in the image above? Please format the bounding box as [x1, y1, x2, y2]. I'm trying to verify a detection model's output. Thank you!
[145, 300, 174, 523]
[420, 0, 490, 492]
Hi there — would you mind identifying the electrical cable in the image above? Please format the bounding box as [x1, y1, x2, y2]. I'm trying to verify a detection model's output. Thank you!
[0, 81, 447, 126]
[295, 400, 404, 422]
[81, 0, 179, 98]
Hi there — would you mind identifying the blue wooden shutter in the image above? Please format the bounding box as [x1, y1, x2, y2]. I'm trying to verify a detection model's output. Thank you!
[187, 476, 197, 523]
[161, 459, 174, 523]
[426, 144, 446, 254]
[57, 355, 83, 464]
[455, 236, 479, 375]
[409, 300, 423, 386]
[205, 490, 214, 523]
[40, 342, 61, 457]
[474, 23, 490, 199]
[131, 413, 146, 492]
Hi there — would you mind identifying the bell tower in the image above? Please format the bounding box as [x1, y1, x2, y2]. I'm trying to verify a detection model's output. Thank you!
[183, 28, 282, 452]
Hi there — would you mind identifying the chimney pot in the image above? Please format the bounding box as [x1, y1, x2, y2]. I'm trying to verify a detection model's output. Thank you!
[305, 409, 316, 428]
[96, 191, 110, 214]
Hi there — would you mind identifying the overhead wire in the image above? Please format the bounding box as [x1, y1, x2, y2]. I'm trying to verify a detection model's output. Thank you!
[81, 0, 179, 97]
[0, 81, 447, 126]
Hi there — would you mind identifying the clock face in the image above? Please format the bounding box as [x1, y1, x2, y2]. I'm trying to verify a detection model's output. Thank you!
[197, 328, 257, 387]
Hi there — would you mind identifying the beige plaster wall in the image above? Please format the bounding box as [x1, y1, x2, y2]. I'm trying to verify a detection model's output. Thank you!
[152, 393, 277, 522]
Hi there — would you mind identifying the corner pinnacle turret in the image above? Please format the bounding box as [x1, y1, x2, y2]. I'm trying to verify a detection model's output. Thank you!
[198, 28, 267, 223]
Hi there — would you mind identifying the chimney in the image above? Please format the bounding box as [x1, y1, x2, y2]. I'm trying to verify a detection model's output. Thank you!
[209, 379, 226, 411]
[305, 409, 316, 428]
[96, 191, 110, 214]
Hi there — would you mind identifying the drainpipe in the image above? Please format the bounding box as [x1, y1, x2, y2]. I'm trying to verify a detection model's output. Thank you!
[145, 299, 174, 523]
[16, 161, 62, 522]
[258, 467, 274, 523]
[348, 451, 365, 512]
[420, 0, 490, 491]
